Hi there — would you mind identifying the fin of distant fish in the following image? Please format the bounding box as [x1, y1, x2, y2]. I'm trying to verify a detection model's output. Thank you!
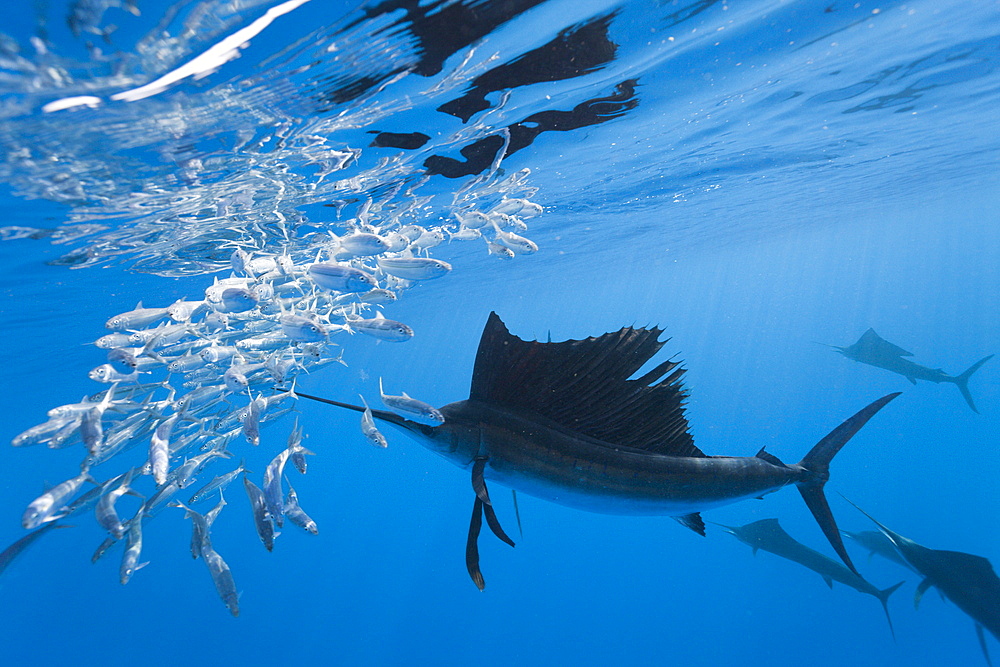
[976, 624, 992, 667]
[856, 328, 914, 357]
[754, 448, 786, 468]
[468, 312, 702, 457]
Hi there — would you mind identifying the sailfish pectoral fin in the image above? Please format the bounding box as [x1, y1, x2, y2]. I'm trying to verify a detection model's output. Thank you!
[465, 458, 515, 591]
[472, 458, 491, 505]
[466, 497, 485, 591]
[483, 503, 515, 548]
[471, 457, 515, 546]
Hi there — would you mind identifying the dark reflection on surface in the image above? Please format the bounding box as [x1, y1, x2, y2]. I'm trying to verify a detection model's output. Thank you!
[368, 131, 430, 149]
[425, 79, 639, 178]
[354, 0, 549, 77]
[319, 0, 641, 178]
[437, 13, 619, 122]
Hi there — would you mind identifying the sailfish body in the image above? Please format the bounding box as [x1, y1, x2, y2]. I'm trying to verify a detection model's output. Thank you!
[834, 328, 992, 412]
[299, 312, 898, 583]
[848, 501, 1000, 665]
[432, 399, 817, 516]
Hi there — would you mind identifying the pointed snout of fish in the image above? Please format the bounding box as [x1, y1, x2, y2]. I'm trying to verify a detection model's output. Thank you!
[704, 520, 738, 535]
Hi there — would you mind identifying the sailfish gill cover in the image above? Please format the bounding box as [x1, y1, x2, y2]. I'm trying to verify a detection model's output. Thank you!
[0, 1, 998, 666]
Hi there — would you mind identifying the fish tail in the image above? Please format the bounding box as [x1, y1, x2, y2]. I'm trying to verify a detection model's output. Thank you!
[950, 354, 993, 413]
[796, 393, 900, 576]
[877, 580, 905, 641]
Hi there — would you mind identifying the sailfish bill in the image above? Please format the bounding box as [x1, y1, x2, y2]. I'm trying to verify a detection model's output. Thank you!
[296, 312, 899, 585]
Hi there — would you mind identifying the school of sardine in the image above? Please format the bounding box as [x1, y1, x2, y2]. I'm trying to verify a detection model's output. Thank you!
[6, 181, 543, 616]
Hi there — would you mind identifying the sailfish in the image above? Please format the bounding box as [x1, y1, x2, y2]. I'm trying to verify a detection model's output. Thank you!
[297, 312, 899, 588]
[831, 328, 993, 413]
[847, 501, 1000, 666]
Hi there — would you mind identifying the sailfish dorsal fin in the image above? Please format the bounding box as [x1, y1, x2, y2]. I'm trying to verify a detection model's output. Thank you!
[468, 312, 703, 457]
[857, 329, 914, 357]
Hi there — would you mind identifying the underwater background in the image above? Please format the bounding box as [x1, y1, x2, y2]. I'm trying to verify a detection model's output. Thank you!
[0, 0, 998, 665]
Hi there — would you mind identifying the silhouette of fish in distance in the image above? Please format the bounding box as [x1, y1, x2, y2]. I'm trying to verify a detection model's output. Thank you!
[846, 500, 1000, 666]
[716, 518, 904, 637]
[831, 328, 993, 413]
[297, 313, 899, 589]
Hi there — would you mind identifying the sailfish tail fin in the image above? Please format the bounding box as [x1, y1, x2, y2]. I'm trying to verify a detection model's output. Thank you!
[877, 580, 905, 641]
[951, 354, 993, 413]
[795, 393, 901, 576]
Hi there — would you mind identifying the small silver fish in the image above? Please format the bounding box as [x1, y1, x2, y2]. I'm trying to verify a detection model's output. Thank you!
[283, 484, 318, 535]
[243, 475, 277, 552]
[358, 288, 397, 305]
[199, 345, 239, 364]
[89, 364, 141, 384]
[144, 479, 181, 516]
[456, 210, 490, 229]
[279, 314, 328, 342]
[173, 447, 231, 489]
[491, 198, 542, 217]
[348, 313, 414, 342]
[167, 299, 206, 322]
[359, 395, 387, 448]
[397, 224, 424, 241]
[174, 385, 227, 413]
[223, 361, 265, 393]
[148, 415, 179, 485]
[286, 419, 313, 474]
[242, 393, 266, 446]
[376, 257, 452, 281]
[230, 249, 252, 275]
[410, 229, 445, 251]
[262, 449, 290, 527]
[22, 468, 96, 529]
[119, 510, 148, 584]
[493, 224, 538, 254]
[201, 544, 240, 616]
[105, 302, 170, 331]
[79, 384, 117, 454]
[11, 417, 77, 447]
[381, 231, 409, 252]
[216, 287, 258, 314]
[378, 378, 444, 423]
[107, 348, 139, 373]
[95, 469, 141, 539]
[248, 256, 278, 275]
[487, 241, 514, 259]
[94, 333, 133, 349]
[333, 232, 389, 258]
[450, 227, 482, 241]
[203, 311, 229, 333]
[307, 263, 377, 292]
[188, 460, 249, 505]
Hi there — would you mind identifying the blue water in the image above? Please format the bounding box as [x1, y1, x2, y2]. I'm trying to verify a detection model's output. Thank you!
[1, 0, 998, 665]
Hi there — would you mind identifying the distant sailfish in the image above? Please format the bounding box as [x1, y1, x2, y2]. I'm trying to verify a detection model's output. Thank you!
[831, 329, 993, 413]
[847, 500, 1000, 666]
[715, 518, 903, 637]
[296, 312, 898, 589]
